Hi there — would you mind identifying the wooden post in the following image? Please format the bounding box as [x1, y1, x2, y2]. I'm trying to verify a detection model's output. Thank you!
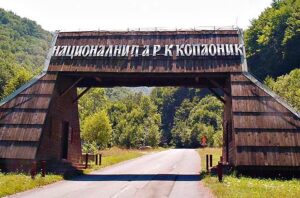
[30, 161, 37, 179]
[99, 154, 102, 165]
[217, 156, 223, 182]
[206, 154, 209, 172]
[210, 155, 213, 167]
[85, 153, 89, 169]
[217, 161, 223, 182]
[41, 160, 46, 177]
[95, 154, 98, 165]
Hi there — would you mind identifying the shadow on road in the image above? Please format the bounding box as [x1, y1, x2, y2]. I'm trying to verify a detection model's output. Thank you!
[68, 174, 202, 182]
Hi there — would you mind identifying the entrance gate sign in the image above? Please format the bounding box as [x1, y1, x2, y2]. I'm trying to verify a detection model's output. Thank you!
[0, 28, 299, 173]
[52, 44, 245, 58]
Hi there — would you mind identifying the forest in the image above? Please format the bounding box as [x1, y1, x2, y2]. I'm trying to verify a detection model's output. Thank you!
[0, 0, 299, 152]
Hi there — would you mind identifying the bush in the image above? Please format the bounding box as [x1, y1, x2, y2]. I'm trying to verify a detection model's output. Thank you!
[81, 110, 112, 149]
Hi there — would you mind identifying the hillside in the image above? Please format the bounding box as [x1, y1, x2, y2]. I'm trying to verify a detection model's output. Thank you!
[0, 8, 51, 99]
[245, 0, 300, 80]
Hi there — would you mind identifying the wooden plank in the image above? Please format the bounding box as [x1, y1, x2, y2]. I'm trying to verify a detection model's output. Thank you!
[232, 98, 289, 113]
[0, 141, 38, 159]
[0, 111, 47, 125]
[236, 148, 300, 166]
[0, 97, 51, 109]
[0, 126, 42, 141]
[233, 114, 298, 129]
[49, 30, 243, 73]
[236, 132, 300, 147]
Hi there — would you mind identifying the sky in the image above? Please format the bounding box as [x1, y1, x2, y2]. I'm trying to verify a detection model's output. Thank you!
[0, 0, 273, 31]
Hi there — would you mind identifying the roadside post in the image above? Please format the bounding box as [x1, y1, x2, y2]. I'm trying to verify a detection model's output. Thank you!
[217, 156, 223, 182]
[85, 153, 89, 169]
[206, 154, 209, 172]
[95, 154, 98, 165]
[99, 154, 102, 165]
[30, 161, 37, 179]
[41, 160, 46, 177]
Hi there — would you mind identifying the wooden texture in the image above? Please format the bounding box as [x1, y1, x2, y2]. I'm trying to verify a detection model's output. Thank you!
[230, 73, 300, 166]
[0, 74, 57, 160]
[1, 30, 300, 171]
[49, 30, 243, 73]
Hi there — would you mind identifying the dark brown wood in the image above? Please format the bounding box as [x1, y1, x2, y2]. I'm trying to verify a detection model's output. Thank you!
[230, 73, 300, 167]
[60, 77, 83, 97]
[49, 30, 243, 74]
[208, 88, 225, 103]
[85, 153, 88, 169]
[73, 87, 91, 104]
[0, 30, 299, 172]
[206, 154, 209, 172]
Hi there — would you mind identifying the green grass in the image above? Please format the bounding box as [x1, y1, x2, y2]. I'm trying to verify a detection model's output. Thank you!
[0, 173, 62, 197]
[198, 147, 300, 198]
[203, 175, 300, 198]
[83, 147, 167, 173]
[198, 147, 222, 171]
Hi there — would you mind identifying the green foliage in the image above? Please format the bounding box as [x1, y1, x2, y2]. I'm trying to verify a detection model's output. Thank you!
[212, 130, 223, 147]
[111, 94, 161, 148]
[0, 8, 51, 70]
[78, 88, 108, 121]
[105, 87, 133, 101]
[2, 67, 32, 98]
[79, 89, 161, 149]
[0, 8, 51, 99]
[265, 68, 300, 111]
[81, 110, 112, 149]
[82, 141, 99, 154]
[245, 0, 300, 79]
[151, 87, 203, 144]
[171, 95, 224, 147]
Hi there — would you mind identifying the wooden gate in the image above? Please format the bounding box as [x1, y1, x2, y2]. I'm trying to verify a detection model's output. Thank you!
[0, 28, 299, 171]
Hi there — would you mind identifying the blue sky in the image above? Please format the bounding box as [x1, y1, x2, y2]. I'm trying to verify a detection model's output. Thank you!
[0, 0, 272, 31]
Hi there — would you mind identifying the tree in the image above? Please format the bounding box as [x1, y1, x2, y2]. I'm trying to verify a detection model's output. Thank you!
[189, 95, 223, 131]
[265, 68, 300, 111]
[171, 95, 224, 147]
[245, 0, 300, 79]
[171, 121, 191, 147]
[140, 96, 161, 147]
[118, 108, 144, 148]
[107, 101, 127, 145]
[2, 67, 32, 98]
[0, 8, 51, 99]
[78, 88, 108, 121]
[81, 110, 112, 149]
[151, 87, 203, 144]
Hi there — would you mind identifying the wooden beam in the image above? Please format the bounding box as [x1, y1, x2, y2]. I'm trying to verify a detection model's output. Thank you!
[60, 77, 83, 97]
[72, 87, 91, 104]
[206, 78, 230, 96]
[94, 77, 102, 83]
[208, 87, 225, 103]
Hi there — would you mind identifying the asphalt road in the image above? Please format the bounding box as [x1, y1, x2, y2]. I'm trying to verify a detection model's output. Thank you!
[10, 149, 214, 198]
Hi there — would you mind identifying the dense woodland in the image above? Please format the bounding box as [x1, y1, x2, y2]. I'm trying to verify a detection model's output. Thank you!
[0, 0, 299, 152]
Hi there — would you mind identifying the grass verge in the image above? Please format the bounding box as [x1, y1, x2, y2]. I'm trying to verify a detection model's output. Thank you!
[83, 147, 166, 173]
[198, 147, 300, 198]
[0, 173, 62, 197]
[198, 147, 222, 171]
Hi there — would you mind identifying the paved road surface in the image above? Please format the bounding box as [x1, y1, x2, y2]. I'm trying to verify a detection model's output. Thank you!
[10, 149, 214, 198]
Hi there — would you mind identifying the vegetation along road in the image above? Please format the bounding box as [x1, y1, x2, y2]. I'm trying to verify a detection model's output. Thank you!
[9, 149, 213, 198]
